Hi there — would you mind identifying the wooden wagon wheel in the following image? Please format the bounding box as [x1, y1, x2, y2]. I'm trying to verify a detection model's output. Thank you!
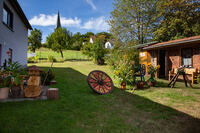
[87, 70, 114, 95]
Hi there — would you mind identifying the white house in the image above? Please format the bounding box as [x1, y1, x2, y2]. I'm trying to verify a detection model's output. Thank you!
[89, 36, 95, 44]
[105, 41, 113, 49]
[0, 0, 32, 66]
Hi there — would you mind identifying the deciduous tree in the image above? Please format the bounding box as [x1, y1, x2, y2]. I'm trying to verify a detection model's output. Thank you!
[154, 0, 200, 42]
[46, 27, 72, 58]
[28, 28, 42, 52]
[109, 0, 158, 47]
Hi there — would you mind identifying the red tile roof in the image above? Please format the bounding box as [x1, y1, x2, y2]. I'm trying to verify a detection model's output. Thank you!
[144, 35, 200, 49]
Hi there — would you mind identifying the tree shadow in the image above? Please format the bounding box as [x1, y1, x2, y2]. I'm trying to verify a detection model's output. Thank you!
[48, 66, 200, 132]
[1, 66, 199, 132]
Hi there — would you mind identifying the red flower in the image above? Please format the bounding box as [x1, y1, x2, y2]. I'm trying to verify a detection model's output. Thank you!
[6, 50, 11, 55]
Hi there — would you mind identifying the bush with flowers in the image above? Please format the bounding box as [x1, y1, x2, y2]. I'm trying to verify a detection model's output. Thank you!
[147, 63, 160, 83]
[114, 55, 134, 84]
[107, 48, 138, 86]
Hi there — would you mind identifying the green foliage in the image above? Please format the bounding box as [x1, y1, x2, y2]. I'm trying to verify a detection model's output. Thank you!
[113, 55, 134, 83]
[82, 39, 107, 65]
[154, 0, 200, 42]
[48, 55, 57, 62]
[28, 28, 42, 52]
[197, 75, 200, 84]
[147, 64, 160, 82]
[96, 32, 112, 44]
[71, 32, 83, 50]
[46, 27, 72, 58]
[41, 70, 55, 85]
[107, 47, 139, 84]
[0, 72, 11, 88]
[4, 61, 27, 87]
[82, 32, 95, 42]
[109, 0, 157, 45]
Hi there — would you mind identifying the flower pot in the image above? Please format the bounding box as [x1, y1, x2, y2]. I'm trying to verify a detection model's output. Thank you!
[11, 86, 21, 98]
[147, 81, 156, 87]
[136, 81, 144, 89]
[0, 87, 9, 100]
[120, 82, 126, 90]
[97, 58, 105, 65]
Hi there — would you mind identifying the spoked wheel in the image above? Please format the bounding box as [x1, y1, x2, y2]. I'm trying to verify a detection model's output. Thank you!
[87, 70, 114, 95]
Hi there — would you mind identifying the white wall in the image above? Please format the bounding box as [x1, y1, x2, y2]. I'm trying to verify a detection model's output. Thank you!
[0, 0, 28, 66]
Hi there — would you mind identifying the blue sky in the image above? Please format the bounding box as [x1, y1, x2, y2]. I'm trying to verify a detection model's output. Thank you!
[18, 0, 114, 42]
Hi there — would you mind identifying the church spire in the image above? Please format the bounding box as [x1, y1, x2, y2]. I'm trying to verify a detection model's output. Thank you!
[56, 11, 61, 29]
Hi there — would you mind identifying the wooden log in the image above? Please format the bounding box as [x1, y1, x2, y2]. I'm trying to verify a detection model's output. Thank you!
[47, 88, 59, 100]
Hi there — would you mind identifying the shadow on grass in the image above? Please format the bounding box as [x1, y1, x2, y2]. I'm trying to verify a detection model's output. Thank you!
[0, 66, 199, 133]
[50, 67, 200, 132]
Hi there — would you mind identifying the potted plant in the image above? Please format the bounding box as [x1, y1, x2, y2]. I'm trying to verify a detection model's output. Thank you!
[147, 63, 160, 87]
[114, 55, 134, 90]
[5, 61, 27, 98]
[0, 72, 11, 100]
[136, 80, 145, 89]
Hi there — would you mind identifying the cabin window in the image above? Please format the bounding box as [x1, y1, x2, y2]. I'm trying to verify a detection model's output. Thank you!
[182, 48, 192, 67]
[3, 4, 13, 29]
[151, 51, 156, 66]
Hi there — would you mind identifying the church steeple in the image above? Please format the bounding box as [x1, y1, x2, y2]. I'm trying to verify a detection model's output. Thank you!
[56, 11, 61, 29]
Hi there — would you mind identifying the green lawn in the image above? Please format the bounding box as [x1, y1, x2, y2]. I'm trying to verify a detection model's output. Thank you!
[0, 61, 200, 133]
[28, 48, 89, 61]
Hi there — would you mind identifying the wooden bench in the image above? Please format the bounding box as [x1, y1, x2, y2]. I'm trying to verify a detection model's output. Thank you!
[169, 68, 200, 84]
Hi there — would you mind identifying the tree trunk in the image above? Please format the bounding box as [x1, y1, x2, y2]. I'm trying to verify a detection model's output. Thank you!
[60, 49, 64, 58]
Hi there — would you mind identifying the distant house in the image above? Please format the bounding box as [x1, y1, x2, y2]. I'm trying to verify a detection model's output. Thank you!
[89, 35, 113, 49]
[105, 41, 113, 49]
[89, 35, 95, 44]
[0, 0, 32, 66]
[137, 36, 200, 83]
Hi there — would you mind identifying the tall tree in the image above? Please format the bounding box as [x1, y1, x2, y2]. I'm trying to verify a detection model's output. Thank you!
[96, 32, 112, 44]
[28, 28, 42, 52]
[82, 32, 95, 42]
[109, 0, 157, 47]
[154, 0, 200, 42]
[71, 32, 83, 50]
[46, 27, 72, 58]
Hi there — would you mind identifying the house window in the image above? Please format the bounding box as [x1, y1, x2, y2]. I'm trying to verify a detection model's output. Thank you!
[182, 48, 192, 67]
[151, 51, 156, 66]
[3, 4, 13, 29]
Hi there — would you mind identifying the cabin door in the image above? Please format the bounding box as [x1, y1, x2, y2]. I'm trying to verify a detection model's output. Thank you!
[159, 50, 166, 78]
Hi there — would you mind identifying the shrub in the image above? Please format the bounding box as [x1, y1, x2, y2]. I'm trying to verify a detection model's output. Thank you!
[82, 39, 107, 65]
[147, 63, 160, 82]
[48, 55, 57, 62]
[107, 48, 139, 85]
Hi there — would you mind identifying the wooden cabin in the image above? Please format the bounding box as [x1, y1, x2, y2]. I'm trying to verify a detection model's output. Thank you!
[137, 36, 200, 83]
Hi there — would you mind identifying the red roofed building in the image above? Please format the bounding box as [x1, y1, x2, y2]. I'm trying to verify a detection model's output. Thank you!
[138, 35, 200, 83]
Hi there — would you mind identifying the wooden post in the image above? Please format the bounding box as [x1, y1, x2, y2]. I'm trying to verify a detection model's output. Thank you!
[47, 88, 59, 100]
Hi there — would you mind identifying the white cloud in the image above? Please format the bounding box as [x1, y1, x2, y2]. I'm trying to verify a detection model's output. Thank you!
[81, 16, 110, 31]
[29, 14, 110, 31]
[86, 0, 97, 10]
[29, 14, 81, 27]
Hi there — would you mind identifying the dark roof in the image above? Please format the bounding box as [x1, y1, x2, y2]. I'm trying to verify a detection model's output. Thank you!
[143, 35, 200, 50]
[56, 11, 61, 29]
[8, 0, 32, 30]
[131, 41, 158, 49]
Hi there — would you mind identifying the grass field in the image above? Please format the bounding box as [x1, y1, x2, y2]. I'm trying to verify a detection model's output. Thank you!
[0, 61, 200, 133]
[28, 48, 89, 61]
